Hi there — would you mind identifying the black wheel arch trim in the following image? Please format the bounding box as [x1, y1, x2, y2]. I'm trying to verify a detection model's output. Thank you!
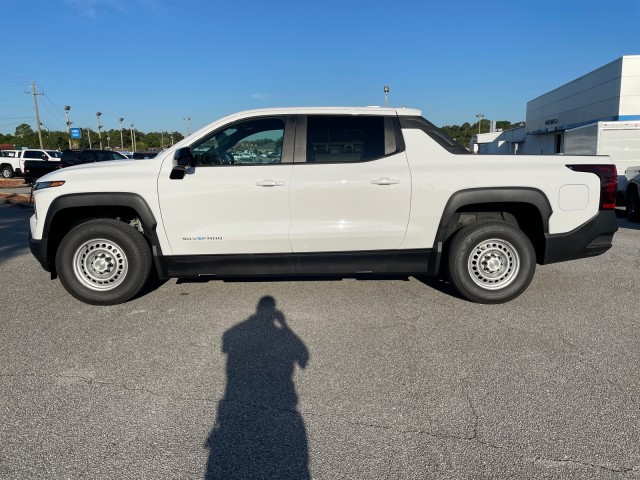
[429, 187, 553, 274]
[41, 192, 165, 276]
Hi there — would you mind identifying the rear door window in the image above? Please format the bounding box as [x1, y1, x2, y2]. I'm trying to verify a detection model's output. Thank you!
[24, 150, 42, 159]
[306, 116, 385, 163]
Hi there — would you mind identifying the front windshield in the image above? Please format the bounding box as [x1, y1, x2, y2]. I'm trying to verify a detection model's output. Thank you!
[47, 150, 63, 158]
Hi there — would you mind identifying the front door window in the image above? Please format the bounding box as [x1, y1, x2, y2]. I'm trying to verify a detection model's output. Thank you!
[193, 117, 285, 166]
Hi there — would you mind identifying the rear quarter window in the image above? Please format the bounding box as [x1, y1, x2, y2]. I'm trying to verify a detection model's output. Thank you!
[399, 116, 470, 154]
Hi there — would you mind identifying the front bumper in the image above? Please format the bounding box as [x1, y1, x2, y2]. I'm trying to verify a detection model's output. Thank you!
[29, 234, 50, 272]
[543, 210, 618, 264]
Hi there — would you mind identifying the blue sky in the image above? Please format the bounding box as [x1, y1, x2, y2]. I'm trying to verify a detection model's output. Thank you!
[1, 0, 639, 135]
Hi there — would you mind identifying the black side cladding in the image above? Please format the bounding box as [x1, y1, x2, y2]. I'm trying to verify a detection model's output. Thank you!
[399, 116, 470, 154]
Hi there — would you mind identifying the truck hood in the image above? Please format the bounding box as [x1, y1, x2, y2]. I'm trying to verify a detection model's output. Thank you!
[34, 156, 167, 200]
[37, 158, 147, 183]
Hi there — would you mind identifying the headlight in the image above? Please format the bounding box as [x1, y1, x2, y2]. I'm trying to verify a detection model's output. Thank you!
[34, 180, 65, 191]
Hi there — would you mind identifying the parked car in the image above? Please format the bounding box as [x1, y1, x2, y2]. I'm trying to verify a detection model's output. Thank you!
[625, 166, 640, 221]
[132, 151, 158, 159]
[24, 149, 127, 184]
[24, 149, 63, 161]
[59, 149, 128, 167]
[29, 106, 618, 306]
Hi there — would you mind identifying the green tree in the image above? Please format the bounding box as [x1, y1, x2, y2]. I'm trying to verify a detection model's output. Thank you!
[15, 123, 34, 137]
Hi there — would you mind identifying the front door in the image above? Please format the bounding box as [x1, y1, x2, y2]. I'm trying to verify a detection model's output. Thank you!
[158, 116, 294, 256]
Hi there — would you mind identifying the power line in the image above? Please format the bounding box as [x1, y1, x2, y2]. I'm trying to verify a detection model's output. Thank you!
[0, 93, 26, 102]
[38, 99, 66, 131]
[0, 104, 32, 109]
[0, 72, 31, 86]
[36, 83, 71, 132]
[39, 87, 66, 116]
[0, 121, 33, 127]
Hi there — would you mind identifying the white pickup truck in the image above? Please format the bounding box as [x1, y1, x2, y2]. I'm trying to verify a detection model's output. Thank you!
[28, 107, 619, 305]
[1, 149, 63, 179]
[1, 150, 25, 178]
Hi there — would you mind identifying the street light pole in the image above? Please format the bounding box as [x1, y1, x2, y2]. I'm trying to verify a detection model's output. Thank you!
[384, 85, 390, 107]
[130, 124, 136, 152]
[476, 113, 485, 134]
[119, 117, 124, 150]
[87, 128, 92, 149]
[64, 105, 72, 149]
[183, 116, 191, 136]
[96, 112, 103, 149]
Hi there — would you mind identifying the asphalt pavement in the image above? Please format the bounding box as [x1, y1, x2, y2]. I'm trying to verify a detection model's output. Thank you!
[1, 204, 639, 479]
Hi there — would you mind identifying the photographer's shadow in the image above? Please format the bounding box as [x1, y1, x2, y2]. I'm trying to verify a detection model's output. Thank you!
[205, 296, 310, 479]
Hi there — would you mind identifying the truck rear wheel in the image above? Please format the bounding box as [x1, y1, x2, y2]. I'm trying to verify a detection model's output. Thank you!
[447, 221, 536, 304]
[55, 219, 152, 305]
[1, 165, 14, 178]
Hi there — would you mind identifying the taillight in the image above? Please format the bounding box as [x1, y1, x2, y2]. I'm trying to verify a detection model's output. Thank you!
[566, 164, 617, 210]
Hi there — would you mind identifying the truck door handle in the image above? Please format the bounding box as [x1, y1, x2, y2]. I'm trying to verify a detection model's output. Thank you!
[371, 177, 400, 185]
[255, 179, 284, 187]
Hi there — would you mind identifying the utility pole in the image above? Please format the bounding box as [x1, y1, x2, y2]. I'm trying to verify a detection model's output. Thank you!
[119, 117, 124, 150]
[130, 124, 136, 152]
[96, 112, 103, 150]
[161, 130, 164, 149]
[170, 134, 174, 146]
[27, 81, 44, 149]
[64, 105, 72, 149]
[87, 128, 92, 149]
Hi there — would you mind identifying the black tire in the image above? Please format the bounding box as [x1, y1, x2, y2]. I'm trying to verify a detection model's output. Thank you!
[55, 219, 152, 305]
[1, 165, 14, 179]
[447, 221, 536, 304]
[626, 187, 640, 222]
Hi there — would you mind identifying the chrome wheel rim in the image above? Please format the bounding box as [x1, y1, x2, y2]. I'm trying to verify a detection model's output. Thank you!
[72, 238, 128, 291]
[467, 238, 520, 290]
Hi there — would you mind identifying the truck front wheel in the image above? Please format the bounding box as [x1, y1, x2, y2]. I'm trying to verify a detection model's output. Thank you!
[55, 219, 152, 305]
[447, 221, 536, 304]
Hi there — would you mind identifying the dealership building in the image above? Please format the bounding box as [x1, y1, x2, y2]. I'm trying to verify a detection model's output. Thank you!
[471, 55, 640, 155]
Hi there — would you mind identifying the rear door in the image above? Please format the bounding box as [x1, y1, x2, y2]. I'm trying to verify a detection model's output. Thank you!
[288, 115, 411, 252]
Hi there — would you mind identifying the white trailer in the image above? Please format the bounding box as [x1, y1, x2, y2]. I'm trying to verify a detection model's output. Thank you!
[564, 121, 640, 195]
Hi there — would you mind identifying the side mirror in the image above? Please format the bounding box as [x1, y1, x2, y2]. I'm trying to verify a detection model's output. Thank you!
[42, 154, 48, 161]
[170, 165, 187, 180]
[174, 147, 194, 167]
